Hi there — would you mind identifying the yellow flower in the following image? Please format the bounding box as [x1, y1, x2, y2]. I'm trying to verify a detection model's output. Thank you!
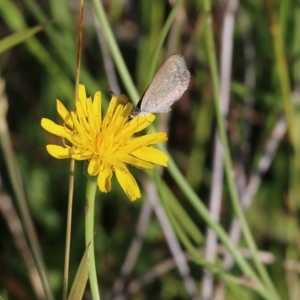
[41, 84, 168, 201]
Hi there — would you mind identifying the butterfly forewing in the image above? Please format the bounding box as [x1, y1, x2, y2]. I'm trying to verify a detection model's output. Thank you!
[136, 54, 190, 115]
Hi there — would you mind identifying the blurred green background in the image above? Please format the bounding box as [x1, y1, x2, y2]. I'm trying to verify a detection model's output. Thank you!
[1, 0, 300, 299]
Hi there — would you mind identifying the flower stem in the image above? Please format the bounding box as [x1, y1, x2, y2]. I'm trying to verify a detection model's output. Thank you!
[63, 159, 75, 300]
[85, 178, 101, 300]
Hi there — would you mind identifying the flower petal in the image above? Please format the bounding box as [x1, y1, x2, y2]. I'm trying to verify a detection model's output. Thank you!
[86, 92, 101, 135]
[122, 102, 133, 119]
[102, 96, 118, 129]
[41, 118, 67, 137]
[78, 84, 87, 114]
[71, 150, 93, 160]
[115, 167, 141, 201]
[132, 147, 168, 166]
[97, 162, 113, 193]
[56, 100, 73, 128]
[93, 91, 101, 129]
[127, 114, 156, 133]
[46, 145, 71, 159]
[76, 99, 89, 134]
[115, 152, 155, 169]
[70, 111, 90, 146]
[88, 156, 101, 176]
[107, 104, 125, 135]
[123, 133, 168, 152]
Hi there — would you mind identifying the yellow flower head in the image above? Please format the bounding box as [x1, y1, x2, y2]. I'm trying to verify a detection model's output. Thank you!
[41, 84, 168, 201]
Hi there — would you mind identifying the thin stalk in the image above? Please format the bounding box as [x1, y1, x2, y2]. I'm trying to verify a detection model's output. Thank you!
[63, 159, 75, 300]
[85, 178, 100, 300]
[63, 1, 84, 299]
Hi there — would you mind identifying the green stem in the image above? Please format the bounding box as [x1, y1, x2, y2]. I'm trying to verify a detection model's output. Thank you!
[63, 160, 75, 300]
[85, 178, 100, 300]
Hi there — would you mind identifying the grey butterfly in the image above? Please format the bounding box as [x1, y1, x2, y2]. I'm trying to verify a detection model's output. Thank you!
[131, 54, 190, 117]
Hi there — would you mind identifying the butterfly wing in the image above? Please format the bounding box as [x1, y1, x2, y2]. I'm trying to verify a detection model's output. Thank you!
[137, 54, 190, 114]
